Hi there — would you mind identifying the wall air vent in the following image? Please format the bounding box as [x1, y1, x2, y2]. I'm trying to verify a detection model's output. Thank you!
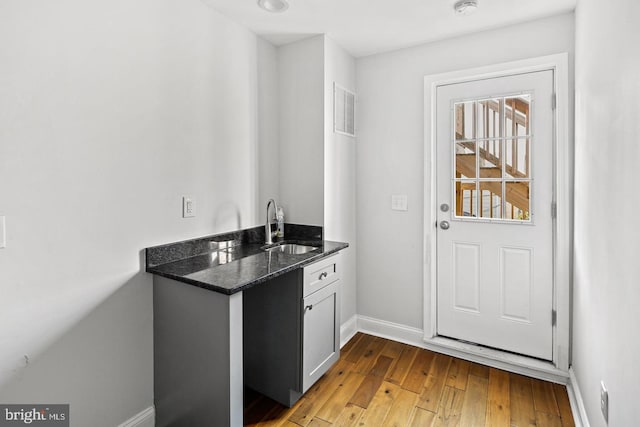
[334, 83, 356, 137]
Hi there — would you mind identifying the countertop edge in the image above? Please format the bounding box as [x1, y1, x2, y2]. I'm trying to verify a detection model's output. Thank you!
[146, 241, 348, 295]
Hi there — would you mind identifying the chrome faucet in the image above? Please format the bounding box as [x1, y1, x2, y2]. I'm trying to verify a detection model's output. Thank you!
[265, 199, 278, 245]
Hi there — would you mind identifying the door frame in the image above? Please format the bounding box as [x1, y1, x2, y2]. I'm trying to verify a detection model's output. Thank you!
[422, 54, 571, 377]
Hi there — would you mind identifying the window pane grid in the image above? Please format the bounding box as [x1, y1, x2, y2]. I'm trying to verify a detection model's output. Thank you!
[453, 94, 532, 222]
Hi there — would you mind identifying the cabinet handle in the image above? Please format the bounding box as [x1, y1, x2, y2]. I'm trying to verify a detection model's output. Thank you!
[305, 305, 313, 311]
[319, 272, 328, 280]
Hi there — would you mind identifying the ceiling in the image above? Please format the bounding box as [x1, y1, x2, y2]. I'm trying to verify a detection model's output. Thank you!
[201, 0, 576, 58]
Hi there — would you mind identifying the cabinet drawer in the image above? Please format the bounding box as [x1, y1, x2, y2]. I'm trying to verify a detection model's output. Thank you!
[303, 253, 341, 297]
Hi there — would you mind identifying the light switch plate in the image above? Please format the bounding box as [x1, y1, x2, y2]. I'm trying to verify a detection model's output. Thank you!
[391, 195, 408, 211]
[182, 196, 195, 218]
[0, 216, 5, 248]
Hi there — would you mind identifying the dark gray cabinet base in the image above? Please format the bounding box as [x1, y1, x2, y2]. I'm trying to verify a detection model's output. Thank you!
[153, 252, 343, 424]
[243, 253, 342, 408]
[243, 270, 304, 407]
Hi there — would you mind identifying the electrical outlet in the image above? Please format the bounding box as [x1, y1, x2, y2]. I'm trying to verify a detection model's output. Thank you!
[182, 196, 195, 218]
[600, 381, 608, 423]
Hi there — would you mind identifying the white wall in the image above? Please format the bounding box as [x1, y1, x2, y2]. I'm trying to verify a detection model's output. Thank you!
[0, 0, 277, 425]
[257, 38, 281, 219]
[573, 0, 640, 425]
[323, 37, 358, 326]
[275, 34, 358, 325]
[278, 36, 325, 226]
[356, 13, 575, 329]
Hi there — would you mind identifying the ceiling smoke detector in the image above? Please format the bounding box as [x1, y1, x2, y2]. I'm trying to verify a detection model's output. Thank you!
[454, 0, 478, 16]
[257, 0, 289, 13]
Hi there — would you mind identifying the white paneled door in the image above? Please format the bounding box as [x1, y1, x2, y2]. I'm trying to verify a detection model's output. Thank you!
[436, 70, 554, 360]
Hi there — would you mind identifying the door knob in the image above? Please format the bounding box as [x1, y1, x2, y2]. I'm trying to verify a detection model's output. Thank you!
[439, 221, 450, 230]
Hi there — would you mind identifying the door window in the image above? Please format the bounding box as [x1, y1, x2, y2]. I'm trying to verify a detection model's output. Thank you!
[453, 94, 532, 222]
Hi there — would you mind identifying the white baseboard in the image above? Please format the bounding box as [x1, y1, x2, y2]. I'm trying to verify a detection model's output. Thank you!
[118, 406, 155, 427]
[340, 314, 358, 348]
[356, 315, 425, 347]
[567, 367, 590, 427]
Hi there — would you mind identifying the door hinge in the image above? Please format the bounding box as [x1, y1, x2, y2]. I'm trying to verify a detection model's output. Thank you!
[552, 309, 557, 326]
[552, 93, 557, 110]
[551, 202, 557, 219]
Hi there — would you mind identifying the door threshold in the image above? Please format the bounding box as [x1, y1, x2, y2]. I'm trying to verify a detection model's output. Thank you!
[424, 336, 568, 384]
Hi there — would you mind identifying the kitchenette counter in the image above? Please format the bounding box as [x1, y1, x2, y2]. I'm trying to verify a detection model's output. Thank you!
[145, 224, 348, 427]
[145, 224, 348, 295]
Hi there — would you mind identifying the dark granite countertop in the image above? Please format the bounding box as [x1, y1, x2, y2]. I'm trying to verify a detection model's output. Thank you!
[145, 224, 348, 295]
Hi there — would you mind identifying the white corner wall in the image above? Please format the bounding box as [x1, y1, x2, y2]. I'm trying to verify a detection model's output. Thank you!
[276, 34, 358, 326]
[258, 37, 281, 218]
[0, 1, 277, 425]
[573, 0, 640, 425]
[278, 36, 325, 226]
[355, 13, 575, 329]
[324, 37, 358, 327]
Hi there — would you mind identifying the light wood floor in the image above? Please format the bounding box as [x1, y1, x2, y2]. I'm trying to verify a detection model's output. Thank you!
[244, 332, 575, 427]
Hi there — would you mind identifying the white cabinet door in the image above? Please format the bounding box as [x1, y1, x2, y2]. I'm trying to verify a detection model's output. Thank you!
[301, 280, 340, 392]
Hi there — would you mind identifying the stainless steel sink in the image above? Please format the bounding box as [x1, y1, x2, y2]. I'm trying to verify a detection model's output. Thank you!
[265, 243, 318, 255]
